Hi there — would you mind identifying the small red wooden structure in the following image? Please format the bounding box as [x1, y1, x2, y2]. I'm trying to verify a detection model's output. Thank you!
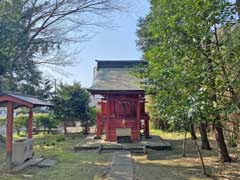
[88, 60, 150, 142]
[0, 92, 52, 168]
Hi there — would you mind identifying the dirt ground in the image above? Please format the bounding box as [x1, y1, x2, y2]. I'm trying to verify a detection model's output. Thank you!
[132, 131, 240, 180]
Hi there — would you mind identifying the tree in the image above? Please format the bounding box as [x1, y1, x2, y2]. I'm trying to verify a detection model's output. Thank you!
[14, 114, 28, 136]
[137, 0, 239, 162]
[53, 82, 92, 133]
[35, 113, 57, 134]
[0, 0, 121, 92]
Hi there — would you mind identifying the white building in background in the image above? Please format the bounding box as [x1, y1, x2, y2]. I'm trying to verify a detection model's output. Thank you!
[89, 95, 102, 109]
[0, 107, 7, 118]
[0, 107, 7, 136]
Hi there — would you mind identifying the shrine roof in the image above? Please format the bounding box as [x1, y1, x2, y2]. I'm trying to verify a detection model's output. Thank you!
[0, 91, 53, 107]
[88, 60, 147, 94]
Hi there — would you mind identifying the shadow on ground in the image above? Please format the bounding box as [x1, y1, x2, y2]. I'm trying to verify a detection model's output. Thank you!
[132, 137, 240, 180]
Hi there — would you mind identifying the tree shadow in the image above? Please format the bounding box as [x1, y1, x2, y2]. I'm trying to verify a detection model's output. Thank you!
[134, 161, 216, 180]
[133, 137, 240, 180]
[142, 138, 217, 161]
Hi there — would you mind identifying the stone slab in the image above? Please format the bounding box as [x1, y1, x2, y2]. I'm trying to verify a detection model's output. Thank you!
[109, 151, 134, 180]
[28, 158, 45, 166]
[74, 135, 172, 152]
[38, 159, 57, 167]
[11, 158, 44, 172]
[109, 166, 133, 180]
[112, 151, 132, 166]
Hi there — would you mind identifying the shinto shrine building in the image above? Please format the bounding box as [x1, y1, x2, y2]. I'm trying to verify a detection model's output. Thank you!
[88, 60, 150, 142]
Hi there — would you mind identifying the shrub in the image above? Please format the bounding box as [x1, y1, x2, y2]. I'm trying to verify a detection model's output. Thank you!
[56, 136, 65, 142]
[34, 113, 58, 133]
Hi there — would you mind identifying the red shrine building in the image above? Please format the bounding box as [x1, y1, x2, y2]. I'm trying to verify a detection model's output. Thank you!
[88, 60, 150, 142]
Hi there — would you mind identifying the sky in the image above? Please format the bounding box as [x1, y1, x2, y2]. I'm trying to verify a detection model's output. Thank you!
[48, 0, 150, 88]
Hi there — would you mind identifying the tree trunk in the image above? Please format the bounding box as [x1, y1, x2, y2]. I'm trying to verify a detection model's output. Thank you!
[190, 124, 197, 140]
[206, 38, 231, 162]
[199, 122, 211, 150]
[182, 131, 187, 157]
[17, 129, 20, 136]
[214, 120, 232, 162]
[192, 138, 207, 176]
[238, 130, 240, 152]
[64, 121, 67, 134]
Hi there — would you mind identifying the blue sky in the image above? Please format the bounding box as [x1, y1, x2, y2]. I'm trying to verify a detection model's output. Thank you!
[50, 0, 150, 88]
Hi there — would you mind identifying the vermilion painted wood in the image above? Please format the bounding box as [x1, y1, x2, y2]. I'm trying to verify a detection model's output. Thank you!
[6, 102, 13, 154]
[95, 93, 149, 141]
[106, 98, 110, 141]
[136, 100, 141, 141]
[0, 96, 33, 108]
[28, 108, 33, 139]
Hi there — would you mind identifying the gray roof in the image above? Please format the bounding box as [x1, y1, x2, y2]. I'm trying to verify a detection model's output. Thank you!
[88, 60, 146, 93]
[0, 91, 53, 107]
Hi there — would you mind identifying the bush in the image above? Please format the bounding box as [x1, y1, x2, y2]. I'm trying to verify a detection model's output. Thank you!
[0, 113, 58, 135]
[14, 114, 28, 135]
[34, 113, 58, 133]
[56, 136, 65, 142]
[229, 134, 237, 147]
[0, 117, 5, 126]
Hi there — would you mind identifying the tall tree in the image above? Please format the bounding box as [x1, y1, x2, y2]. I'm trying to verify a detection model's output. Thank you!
[0, 0, 121, 93]
[53, 82, 93, 133]
[137, 0, 239, 162]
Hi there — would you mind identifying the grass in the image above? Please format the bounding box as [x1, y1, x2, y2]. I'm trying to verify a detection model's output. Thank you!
[150, 129, 192, 140]
[0, 130, 239, 180]
[132, 129, 240, 180]
[0, 133, 112, 180]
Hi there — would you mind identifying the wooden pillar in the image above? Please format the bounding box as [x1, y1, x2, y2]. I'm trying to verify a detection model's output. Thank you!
[106, 97, 110, 141]
[6, 102, 13, 169]
[136, 99, 141, 140]
[28, 108, 33, 139]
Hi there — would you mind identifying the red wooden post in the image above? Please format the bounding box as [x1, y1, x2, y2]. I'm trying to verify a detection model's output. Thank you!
[106, 97, 110, 141]
[136, 99, 141, 140]
[6, 102, 13, 169]
[28, 108, 33, 139]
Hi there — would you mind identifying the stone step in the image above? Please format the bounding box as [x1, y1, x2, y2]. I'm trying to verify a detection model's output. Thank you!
[109, 151, 134, 180]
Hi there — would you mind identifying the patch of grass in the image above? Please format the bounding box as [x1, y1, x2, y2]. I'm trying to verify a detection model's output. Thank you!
[0, 133, 112, 180]
[151, 129, 191, 140]
[56, 136, 66, 142]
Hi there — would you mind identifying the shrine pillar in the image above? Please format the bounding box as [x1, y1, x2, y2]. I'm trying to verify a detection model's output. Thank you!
[136, 99, 141, 140]
[6, 102, 13, 169]
[106, 96, 110, 141]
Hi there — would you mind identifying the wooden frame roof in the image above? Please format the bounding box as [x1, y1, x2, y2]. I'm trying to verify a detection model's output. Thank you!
[0, 91, 53, 108]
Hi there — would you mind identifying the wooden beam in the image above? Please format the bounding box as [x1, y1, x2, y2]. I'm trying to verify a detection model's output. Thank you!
[0, 96, 33, 108]
[6, 102, 13, 169]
